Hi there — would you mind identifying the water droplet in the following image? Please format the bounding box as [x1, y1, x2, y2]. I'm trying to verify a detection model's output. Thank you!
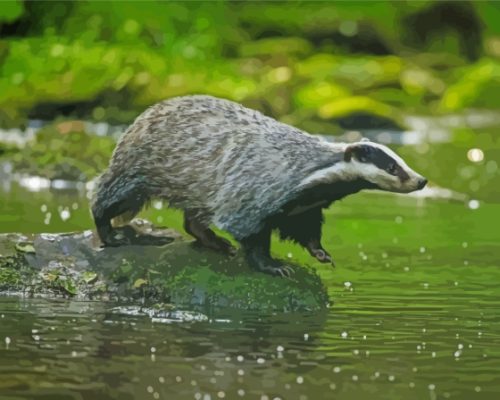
[352, 375, 358, 381]
[277, 345, 284, 352]
[333, 366, 341, 373]
[428, 384, 436, 391]
[303, 333, 309, 341]
[341, 331, 348, 339]
[344, 281, 352, 289]
[256, 357, 265, 364]
[296, 376, 304, 384]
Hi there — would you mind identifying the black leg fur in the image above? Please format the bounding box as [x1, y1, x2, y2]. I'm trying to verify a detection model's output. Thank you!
[276, 207, 333, 265]
[92, 175, 169, 247]
[184, 213, 236, 255]
[240, 226, 293, 277]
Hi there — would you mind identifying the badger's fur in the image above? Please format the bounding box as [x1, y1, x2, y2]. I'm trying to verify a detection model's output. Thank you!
[92, 95, 427, 276]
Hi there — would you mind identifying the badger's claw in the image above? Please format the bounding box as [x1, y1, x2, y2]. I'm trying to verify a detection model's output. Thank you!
[266, 264, 294, 278]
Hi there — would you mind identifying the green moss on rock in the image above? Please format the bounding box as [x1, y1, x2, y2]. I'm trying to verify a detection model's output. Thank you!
[0, 223, 330, 312]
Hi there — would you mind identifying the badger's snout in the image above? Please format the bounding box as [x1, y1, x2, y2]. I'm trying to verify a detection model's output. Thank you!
[417, 177, 427, 190]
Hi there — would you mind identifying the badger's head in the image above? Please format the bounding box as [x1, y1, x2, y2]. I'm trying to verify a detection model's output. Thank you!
[343, 139, 427, 193]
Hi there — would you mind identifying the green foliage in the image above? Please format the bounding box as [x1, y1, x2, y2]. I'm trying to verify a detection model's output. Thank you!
[0, 0, 496, 129]
[10, 120, 115, 180]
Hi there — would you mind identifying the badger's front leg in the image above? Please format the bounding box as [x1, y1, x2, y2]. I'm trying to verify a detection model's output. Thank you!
[240, 226, 294, 277]
[277, 206, 334, 266]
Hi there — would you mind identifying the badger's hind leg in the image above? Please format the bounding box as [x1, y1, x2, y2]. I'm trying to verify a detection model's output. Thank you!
[240, 226, 294, 277]
[277, 207, 334, 266]
[92, 174, 171, 247]
[184, 213, 236, 256]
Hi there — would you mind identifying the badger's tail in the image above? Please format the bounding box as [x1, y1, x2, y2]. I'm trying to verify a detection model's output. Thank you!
[91, 171, 150, 240]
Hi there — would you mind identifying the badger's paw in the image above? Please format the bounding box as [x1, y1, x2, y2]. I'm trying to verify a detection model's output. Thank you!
[257, 262, 294, 278]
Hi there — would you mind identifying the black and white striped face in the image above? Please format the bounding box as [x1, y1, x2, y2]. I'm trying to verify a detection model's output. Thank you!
[344, 140, 427, 193]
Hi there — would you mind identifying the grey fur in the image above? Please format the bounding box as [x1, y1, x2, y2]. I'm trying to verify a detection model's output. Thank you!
[92, 95, 347, 240]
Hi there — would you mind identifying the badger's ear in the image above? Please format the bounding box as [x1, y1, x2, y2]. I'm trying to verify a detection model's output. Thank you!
[361, 137, 370, 142]
[344, 145, 355, 162]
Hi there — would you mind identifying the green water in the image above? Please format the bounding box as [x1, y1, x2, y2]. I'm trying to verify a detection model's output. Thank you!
[1, 178, 499, 399]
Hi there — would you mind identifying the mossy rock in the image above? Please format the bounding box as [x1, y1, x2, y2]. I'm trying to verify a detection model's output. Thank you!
[317, 96, 406, 130]
[439, 59, 500, 112]
[0, 220, 329, 312]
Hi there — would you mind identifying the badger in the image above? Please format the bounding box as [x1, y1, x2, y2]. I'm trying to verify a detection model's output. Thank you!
[91, 95, 427, 277]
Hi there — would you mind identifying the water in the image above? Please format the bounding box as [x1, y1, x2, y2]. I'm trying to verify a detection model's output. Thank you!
[1, 116, 500, 399]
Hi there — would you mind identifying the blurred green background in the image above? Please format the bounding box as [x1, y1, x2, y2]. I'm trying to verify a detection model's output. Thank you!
[0, 0, 499, 206]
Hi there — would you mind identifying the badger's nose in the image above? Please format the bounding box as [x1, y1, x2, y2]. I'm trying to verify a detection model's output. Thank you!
[417, 178, 428, 190]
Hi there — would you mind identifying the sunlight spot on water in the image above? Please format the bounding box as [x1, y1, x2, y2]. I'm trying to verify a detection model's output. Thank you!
[344, 282, 352, 289]
[303, 333, 309, 341]
[237, 389, 245, 396]
[159, 377, 165, 383]
[277, 345, 284, 352]
[44, 212, 52, 225]
[238, 369, 244, 376]
[388, 375, 395, 382]
[153, 200, 163, 210]
[341, 331, 348, 339]
[475, 386, 481, 392]
[428, 384, 436, 390]
[420, 246, 426, 253]
[217, 391, 225, 398]
[423, 283, 429, 289]
[296, 376, 304, 384]
[153, 392, 159, 399]
[147, 386, 154, 393]
[333, 366, 341, 373]
[60, 209, 70, 221]
[467, 148, 484, 163]
[256, 357, 265, 364]
[20, 176, 50, 192]
[237, 355, 244, 362]
[352, 375, 358, 381]
[329, 383, 336, 390]
[5, 337, 11, 349]
[41, 204, 47, 212]
[432, 352, 436, 358]
[468, 199, 480, 210]
[409, 382, 415, 388]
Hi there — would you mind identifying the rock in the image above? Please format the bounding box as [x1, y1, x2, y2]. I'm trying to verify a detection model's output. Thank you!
[0, 219, 329, 312]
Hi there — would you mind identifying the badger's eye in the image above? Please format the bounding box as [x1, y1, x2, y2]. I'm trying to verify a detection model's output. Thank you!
[387, 163, 398, 175]
[358, 155, 368, 163]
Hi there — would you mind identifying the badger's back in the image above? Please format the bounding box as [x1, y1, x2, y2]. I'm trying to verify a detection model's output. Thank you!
[105, 95, 344, 238]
